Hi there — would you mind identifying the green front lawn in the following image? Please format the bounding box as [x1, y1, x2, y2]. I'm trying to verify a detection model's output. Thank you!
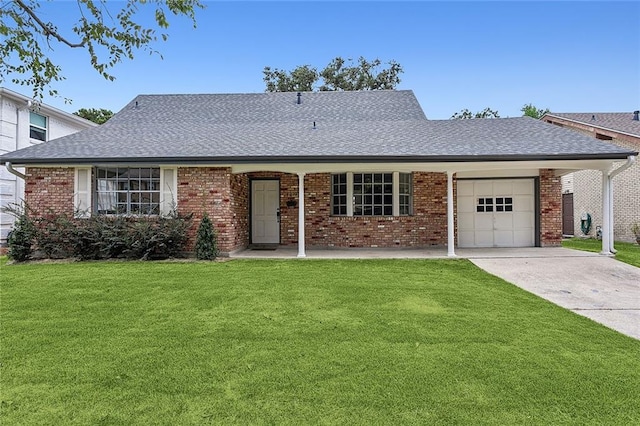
[563, 237, 640, 268]
[1, 259, 639, 425]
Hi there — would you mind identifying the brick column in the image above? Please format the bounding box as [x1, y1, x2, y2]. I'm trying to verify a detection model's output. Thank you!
[539, 169, 562, 246]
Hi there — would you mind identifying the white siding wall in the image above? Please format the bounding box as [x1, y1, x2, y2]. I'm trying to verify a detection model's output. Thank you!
[0, 93, 94, 243]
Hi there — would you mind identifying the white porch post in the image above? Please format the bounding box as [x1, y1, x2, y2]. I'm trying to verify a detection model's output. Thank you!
[609, 176, 616, 253]
[600, 170, 612, 255]
[447, 171, 456, 257]
[297, 172, 306, 258]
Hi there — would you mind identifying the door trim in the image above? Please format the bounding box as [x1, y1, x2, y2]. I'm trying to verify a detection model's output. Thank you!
[249, 178, 281, 244]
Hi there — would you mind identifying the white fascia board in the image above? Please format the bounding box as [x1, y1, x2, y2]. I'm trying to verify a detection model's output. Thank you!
[0, 87, 97, 129]
[230, 159, 619, 174]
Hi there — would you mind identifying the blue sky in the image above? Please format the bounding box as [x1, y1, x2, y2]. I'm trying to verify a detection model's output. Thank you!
[4, 1, 639, 119]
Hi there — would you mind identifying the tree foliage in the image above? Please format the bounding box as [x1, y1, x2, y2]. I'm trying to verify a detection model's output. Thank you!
[451, 107, 500, 119]
[521, 103, 550, 119]
[74, 107, 114, 124]
[0, 0, 204, 101]
[263, 56, 403, 92]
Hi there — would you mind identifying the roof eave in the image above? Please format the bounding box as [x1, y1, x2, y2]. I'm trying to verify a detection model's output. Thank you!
[4, 152, 637, 167]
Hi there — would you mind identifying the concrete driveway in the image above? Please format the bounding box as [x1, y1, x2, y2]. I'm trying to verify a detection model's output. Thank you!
[471, 250, 640, 340]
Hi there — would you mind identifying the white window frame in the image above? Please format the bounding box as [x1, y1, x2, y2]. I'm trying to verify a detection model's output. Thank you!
[29, 111, 47, 142]
[93, 167, 170, 216]
[331, 172, 412, 217]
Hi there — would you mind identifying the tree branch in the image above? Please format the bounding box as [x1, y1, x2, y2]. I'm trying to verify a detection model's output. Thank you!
[14, 0, 86, 48]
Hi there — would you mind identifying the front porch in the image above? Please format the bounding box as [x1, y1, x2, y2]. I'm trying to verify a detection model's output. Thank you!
[230, 246, 600, 260]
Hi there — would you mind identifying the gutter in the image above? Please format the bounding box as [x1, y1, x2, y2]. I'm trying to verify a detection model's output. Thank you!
[609, 155, 636, 179]
[1, 152, 637, 167]
[5, 162, 26, 180]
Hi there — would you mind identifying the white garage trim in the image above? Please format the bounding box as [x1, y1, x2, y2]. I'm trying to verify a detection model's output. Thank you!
[457, 178, 536, 248]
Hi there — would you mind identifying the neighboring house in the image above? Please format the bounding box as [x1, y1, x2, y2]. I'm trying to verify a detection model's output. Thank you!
[0, 90, 636, 257]
[0, 88, 97, 244]
[542, 112, 640, 243]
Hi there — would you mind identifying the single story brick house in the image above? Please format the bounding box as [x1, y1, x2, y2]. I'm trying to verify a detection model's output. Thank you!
[541, 112, 640, 243]
[1, 90, 636, 257]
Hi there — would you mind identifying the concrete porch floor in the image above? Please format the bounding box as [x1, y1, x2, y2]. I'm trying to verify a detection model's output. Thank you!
[230, 246, 601, 259]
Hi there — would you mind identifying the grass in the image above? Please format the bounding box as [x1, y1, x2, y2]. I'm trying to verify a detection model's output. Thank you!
[1, 259, 640, 425]
[562, 237, 640, 268]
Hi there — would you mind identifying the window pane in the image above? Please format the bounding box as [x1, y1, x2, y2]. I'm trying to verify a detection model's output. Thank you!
[29, 112, 47, 128]
[95, 167, 160, 216]
[29, 127, 46, 141]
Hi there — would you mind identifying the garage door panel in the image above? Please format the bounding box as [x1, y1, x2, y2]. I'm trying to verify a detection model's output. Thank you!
[457, 181, 474, 196]
[458, 231, 475, 247]
[474, 230, 494, 247]
[493, 181, 513, 194]
[475, 181, 493, 194]
[513, 180, 534, 195]
[493, 230, 514, 247]
[458, 196, 475, 213]
[513, 230, 534, 246]
[513, 195, 533, 211]
[494, 214, 513, 230]
[458, 212, 475, 230]
[513, 212, 534, 228]
[474, 214, 493, 230]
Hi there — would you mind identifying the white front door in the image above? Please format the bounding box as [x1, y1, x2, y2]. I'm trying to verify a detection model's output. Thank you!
[457, 179, 535, 248]
[251, 180, 280, 244]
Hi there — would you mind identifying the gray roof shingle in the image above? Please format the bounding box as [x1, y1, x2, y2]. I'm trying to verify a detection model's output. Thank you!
[1, 90, 636, 164]
[544, 112, 640, 138]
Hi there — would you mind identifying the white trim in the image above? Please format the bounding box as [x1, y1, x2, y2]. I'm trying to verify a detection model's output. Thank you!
[447, 171, 456, 257]
[346, 172, 354, 216]
[74, 167, 92, 218]
[160, 167, 178, 216]
[297, 173, 306, 258]
[600, 170, 612, 255]
[392, 171, 400, 217]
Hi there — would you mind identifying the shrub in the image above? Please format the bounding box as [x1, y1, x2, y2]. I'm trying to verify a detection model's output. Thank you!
[5, 205, 36, 262]
[195, 213, 217, 260]
[5, 207, 192, 261]
[33, 213, 76, 259]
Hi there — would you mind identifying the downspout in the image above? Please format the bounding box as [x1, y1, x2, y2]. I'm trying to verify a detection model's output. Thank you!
[5, 162, 26, 180]
[607, 155, 637, 253]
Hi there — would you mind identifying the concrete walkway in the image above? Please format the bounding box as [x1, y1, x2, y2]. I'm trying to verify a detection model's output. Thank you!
[470, 254, 640, 340]
[232, 246, 640, 340]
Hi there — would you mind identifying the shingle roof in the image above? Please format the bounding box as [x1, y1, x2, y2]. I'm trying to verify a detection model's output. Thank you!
[544, 112, 640, 138]
[1, 91, 636, 165]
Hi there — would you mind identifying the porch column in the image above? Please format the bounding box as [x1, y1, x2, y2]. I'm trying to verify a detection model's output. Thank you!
[297, 172, 306, 258]
[447, 171, 456, 257]
[609, 177, 616, 253]
[600, 170, 612, 255]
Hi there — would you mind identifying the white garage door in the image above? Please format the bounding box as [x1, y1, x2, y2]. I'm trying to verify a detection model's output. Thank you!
[458, 179, 535, 248]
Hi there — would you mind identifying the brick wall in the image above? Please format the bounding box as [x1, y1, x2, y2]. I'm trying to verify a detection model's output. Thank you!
[177, 167, 248, 254]
[539, 169, 562, 246]
[24, 167, 75, 217]
[300, 172, 448, 248]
